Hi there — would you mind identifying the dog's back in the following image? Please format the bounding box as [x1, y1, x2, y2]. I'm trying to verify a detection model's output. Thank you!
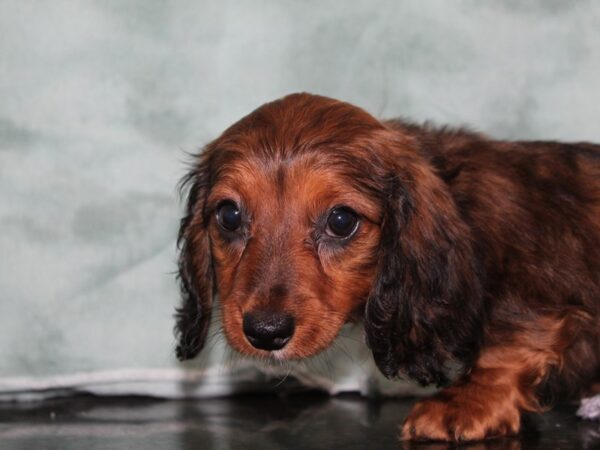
[390, 121, 600, 399]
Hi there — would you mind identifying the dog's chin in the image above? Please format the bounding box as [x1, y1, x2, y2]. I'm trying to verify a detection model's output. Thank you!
[267, 348, 292, 361]
[223, 332, 340, 362]
[232, 344, 295, 361]
[226, 342, 322, 362]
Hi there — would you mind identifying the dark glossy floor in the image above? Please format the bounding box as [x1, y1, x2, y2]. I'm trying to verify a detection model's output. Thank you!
[0, 393, 599, 450]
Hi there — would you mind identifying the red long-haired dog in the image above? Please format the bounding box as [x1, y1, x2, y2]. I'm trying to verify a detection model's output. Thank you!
[175, 93, 600, 442]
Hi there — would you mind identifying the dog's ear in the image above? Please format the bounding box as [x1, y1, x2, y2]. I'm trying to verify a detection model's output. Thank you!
[365, 153, 484, 387]
[174, 147, 216, 361]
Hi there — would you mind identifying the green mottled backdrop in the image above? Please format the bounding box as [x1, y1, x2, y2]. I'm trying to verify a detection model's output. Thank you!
[1, 0, 598, 399]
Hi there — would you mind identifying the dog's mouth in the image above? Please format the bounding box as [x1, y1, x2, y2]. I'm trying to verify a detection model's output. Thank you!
[221, 303, 348, 361]
[232, 336, 296, 361]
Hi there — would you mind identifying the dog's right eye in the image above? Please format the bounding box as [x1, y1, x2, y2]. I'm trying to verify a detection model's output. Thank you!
[216, 201, 242, 231]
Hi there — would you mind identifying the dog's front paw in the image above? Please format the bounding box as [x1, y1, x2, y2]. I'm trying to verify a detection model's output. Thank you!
[401, 392, 521, 442]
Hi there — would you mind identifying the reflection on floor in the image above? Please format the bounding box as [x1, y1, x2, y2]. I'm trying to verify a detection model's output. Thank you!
[0, 393, 599, 450]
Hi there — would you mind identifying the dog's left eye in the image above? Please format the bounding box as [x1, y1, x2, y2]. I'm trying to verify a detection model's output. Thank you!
[326, 207, 359, 238]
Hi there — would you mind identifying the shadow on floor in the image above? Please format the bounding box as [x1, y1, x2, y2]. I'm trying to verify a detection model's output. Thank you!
[0, 393, 598, 449]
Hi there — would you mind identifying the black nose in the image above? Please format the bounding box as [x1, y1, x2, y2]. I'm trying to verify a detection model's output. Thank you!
[242, 312, 295, 351]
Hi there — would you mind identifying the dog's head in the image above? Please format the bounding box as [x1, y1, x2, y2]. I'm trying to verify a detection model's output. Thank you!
[175, 93, 483, 386]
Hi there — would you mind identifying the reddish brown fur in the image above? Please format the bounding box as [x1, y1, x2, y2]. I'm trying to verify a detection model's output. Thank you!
[175, 93, 600, 442]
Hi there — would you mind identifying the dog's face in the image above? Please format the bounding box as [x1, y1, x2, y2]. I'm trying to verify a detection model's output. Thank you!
[176, 93, 483, 386]
[208, 151, 382, 359]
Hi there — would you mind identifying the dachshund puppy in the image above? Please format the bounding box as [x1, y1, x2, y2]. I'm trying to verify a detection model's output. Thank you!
[175, 93, 600, 442]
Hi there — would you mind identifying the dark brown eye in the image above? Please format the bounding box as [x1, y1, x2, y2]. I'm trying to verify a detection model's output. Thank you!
[326, 207, 359, 238]
[216, 201, 242, 231]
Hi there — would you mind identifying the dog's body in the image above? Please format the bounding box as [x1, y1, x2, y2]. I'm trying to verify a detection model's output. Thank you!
[175, 93, 600, 442]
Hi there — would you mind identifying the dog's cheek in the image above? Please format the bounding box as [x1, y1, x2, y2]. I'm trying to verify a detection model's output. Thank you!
[290, 300, 346, 358]
[320, 228, 380, 314]
[220, 299, 248, 353]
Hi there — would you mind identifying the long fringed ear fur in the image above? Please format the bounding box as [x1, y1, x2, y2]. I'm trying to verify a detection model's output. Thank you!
[365, 156, 484, 387]
[174, 149, 215, 361]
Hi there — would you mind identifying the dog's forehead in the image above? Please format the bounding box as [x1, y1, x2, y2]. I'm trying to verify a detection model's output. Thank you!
[214, 94, 385, 158]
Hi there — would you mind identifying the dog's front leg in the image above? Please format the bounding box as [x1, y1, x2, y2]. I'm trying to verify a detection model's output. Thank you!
[401, 339, 561, 442]
[402, 365, 524, 441]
